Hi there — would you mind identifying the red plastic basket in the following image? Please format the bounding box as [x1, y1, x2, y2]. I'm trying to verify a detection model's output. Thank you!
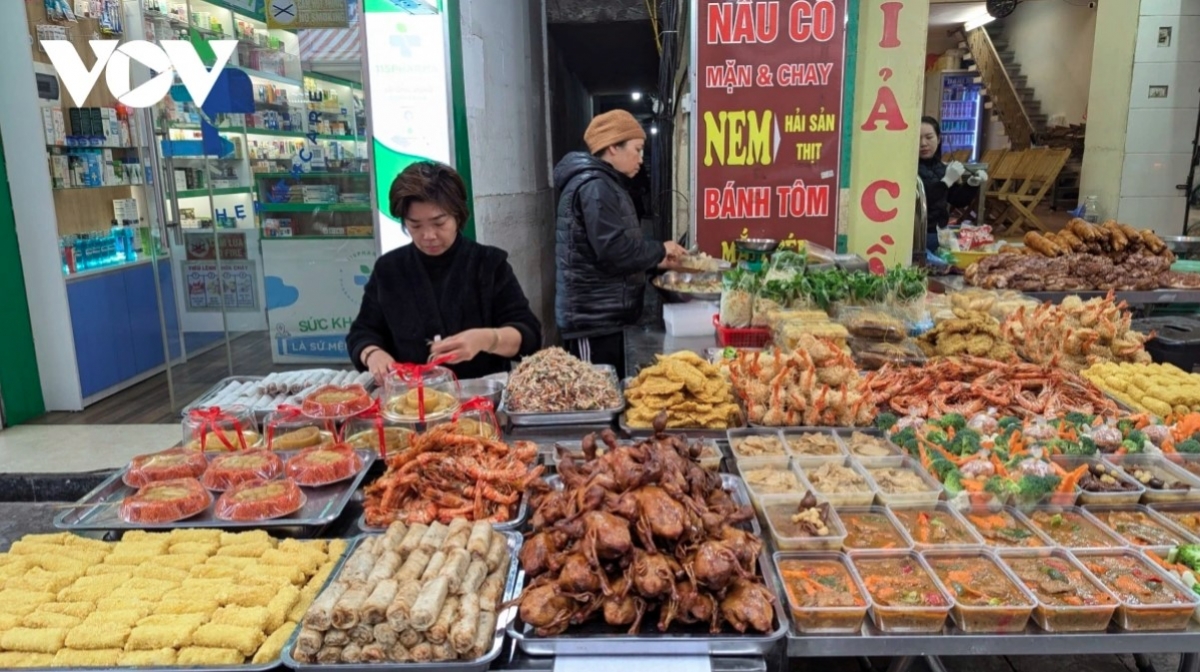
[712, 315, 772, 348]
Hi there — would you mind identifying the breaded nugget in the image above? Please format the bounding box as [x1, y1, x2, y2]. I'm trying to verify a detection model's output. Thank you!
[1, 627, 67, 653]
[253, 621, 297, 664]
[206, 555, 257, 569]
[5, 570, 76, 594]
[171, 541, 220, 557]
[0, 559, 32, 580]
[154, 553, 208, 570]
[95, 595, 154, 612]
[84, 607, 147, 627]
[33, 554, 90, 574]
[133, 563, 189, 583]
[119, 648, 178, 666]
[127, 614, 207, 650]
[191, 623, 264, 656]
[327, 539, 349, 558]
[177, 646, 244, 665]
[0, 590, 55, 609]
[121, 530, 167, 543]
[0, 652, 54, 668]
[101, 552, 154, 566]
[37, 602, 94, 618]
[265, 585, 300, 631]
[62, 535, 111, 552]
[20, 533, 71, 545]
[216, 543, 271, 558]
[84, 564, 134, 577]
[220, 530, 274, 547]
[241, 573, 294, 590]
[226, 584, 276, 609]
[280, 538, 326, 554]
[51, 648, 122, 666]
[190, 563, 242, 580]
[169, 529, 223, 544]
[212, 605, 271, 632]
[259, 548, 322, 574]
[0, 603, 38, 618]
[65, 621, 131, 650]
[241, 563, 305, 586]
[154, 598, 220, 616]
[112, 538, 171, 555]
[7, 541, 64, 556]
[0, 612, 20, 629]
[122, 576, 179, 593]
[21, 610, 81, 629]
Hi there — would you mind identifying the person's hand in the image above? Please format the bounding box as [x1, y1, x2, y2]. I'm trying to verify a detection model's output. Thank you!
[429, 329, 492, 364]
[943, 161, 966, 187]
[364, 348, 395, 386]
[967, 169, 989, 187]
[659, 241, 687, 269]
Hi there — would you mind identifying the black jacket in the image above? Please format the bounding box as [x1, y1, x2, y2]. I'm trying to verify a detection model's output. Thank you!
[919, 157, 976, 232]
[553, 152, 665, 340]
[346, 237, 541, 380]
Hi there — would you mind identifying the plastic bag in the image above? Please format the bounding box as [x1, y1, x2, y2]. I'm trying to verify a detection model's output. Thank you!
[763, 249, 807, 283]
[848, 338, 925, 371]
[719, 268, 756, 328]
[123, 448, 209, 488]
[383, 359, 461, 423]
[183, 406, 260, 452]
[264, 405, 331, 450]
[300, 384, 372, 419]
[285, 445, 365, 486]
[343, 401, 415, 459]
[774, 319, 850, 351]
[214, 478, 305, 522]
[201, 450, 284, 491]
[836, 307, 908, 342]
[119, 478, 212, 525]
[452, 397, 501, 439]
[751, 278, 792, 327]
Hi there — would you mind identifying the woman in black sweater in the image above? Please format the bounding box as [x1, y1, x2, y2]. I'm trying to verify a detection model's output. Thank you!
[346, 162, 541, 382]
[918, 116, 983, 252]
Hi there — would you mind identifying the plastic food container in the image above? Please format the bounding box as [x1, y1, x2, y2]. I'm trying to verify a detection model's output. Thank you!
[1024, 506, 1127, 550]
[891, 504, 984, 550]
[960, 507, 1054, 549]
[284, 445, 366, 487]
[865, 457, 943, 508]
[341, 414, 415, 459]
[1073, 549, 1200, 631]
[782, 430, 846, 466]
[798, 457, 875, 507]
[123, 448, 209, 488]
[727, 428, 788, 460]
[1052, 455, 1145, 506]
[923, 549, 1037, 633]
[761, 494, 847, 551]
[119, 478, 213, 525]
[835, 429, 903, 464]
[837, 506, 912, 552]
[1165, 455, 1200, 481]
[451, 397, 502, 440]
[1147, 503, 1200, 538]
[1107, 454, 1200, 504]
[776, 551, 869, 633]
[736, 457, 807, 514]
[182, 405, 260, 452]
[300, 383, 373, 419]
[999, 549, 1119, 633]
[850, 550, 953, 633]
[382, 362, 461, 423]
[1083, 504, 1200, 549]
[200, 450, 284, 491]
[213, 477, 306, 521]
[262, 406, 335, 450]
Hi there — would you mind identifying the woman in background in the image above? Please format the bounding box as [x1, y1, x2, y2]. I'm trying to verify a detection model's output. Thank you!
[918, 116, 986, 252]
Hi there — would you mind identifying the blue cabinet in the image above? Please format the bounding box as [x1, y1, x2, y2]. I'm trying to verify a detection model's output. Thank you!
[67, 260, 181, 399]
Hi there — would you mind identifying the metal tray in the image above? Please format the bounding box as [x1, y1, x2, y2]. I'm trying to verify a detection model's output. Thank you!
[281, 531, 523, 672]
[500, 365, 625, 427]
[508, 474, 786, 655]
[355, 488, 530, 534]
[54, 448, 377, 532]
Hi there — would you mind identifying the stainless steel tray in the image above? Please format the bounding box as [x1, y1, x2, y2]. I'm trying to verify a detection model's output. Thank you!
[54, 448, 377, 532]
[508, 473, 786, 655]
[281, 530, 522, 672]
[355, 488, 530, 534]
[181, 375, 266, 416]
[500, 365, 625, 427]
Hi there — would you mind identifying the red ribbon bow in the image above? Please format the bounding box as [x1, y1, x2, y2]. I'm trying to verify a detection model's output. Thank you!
[355, 399, 391, 459]
[265, 404, 306, 450]
[188, 406, 248, 452]
[453, 396, 499, 438]
[392, 357, 457, 424]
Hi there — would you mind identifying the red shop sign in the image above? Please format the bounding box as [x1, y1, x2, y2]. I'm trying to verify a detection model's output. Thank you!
[694, 0, 847, 256]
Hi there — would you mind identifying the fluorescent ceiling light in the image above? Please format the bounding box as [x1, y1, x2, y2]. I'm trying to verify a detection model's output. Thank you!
[964, 14, 996, 31]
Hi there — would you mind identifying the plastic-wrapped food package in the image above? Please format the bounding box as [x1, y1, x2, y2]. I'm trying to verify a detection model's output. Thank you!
[123, 448, 209, 488]
[182, 406, 260, 452]
[300, 384, 372, 419]
[452, 397, 501, 439]
[751, 279, 792, 327]
[382, 360, 460, 423]
[285, 445, 365, 486]
[719, 269, 756, 328]
[264, 405, 332, 450]
[837, 307, 908, 343]
[849, 338, 926, 371]
[201, 450, 285, 491]
[119, 478, 213, 524]
[213, 478, 305, 521]
[342, 403, 415, 458]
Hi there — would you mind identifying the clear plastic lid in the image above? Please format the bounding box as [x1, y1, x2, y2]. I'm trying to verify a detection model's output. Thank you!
[761, 492, 847, 551]
[848, 550, 953, 634]
[182, 405, 260, 452]
[998, 548, 1119, 634]
[213, 477, 306, 522]
[1072, 548, 1200, 631]
[1052, 455, 1145, 507]
[891, 503, 985, 550]
[798, 457, 875, 507]
[774, 551, 869, 634]
[123, 448, 209, 488]
[451, 397, 501, 440]
[1107, 454, 1200, 504]
[201, 450, 284, 492]
[836, 505, 913, 552]
[263, 405, 335, 450]
[1081, 504, 1200, 549]
[922, 549, 1037, 634]
[382, 360, 461, 423]
[284, 445, 365, 487]
[863, 457, 944, 508]
[119, 478, 212, 525]
[341, 400, 416, 459]
[299, 383, 373, 419]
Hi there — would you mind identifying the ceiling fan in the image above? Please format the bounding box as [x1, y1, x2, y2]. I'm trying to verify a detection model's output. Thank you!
[986, 0, 1020, 19]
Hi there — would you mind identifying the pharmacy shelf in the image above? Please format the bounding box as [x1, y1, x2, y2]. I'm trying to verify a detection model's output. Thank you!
[257, 203, 371, 213]
[254, 172, 370, 178]
[175, 186, 255, 199]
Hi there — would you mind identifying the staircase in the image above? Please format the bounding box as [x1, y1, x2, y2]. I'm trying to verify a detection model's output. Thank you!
[957, 24, 1038, 149]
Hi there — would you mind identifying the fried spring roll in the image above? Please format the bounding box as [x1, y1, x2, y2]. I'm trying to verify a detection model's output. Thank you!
[363, 579, 398, 625]
[479, 568, 506, 610]
[340, 643, 363, 664]
[437, 548, 471, 592]
[420, 551, 447, 582]
[395, 548, 432, 582]
[426, 596, 459, 644]
[373, 623, 399, 647]
[303, 580, 348, 631]
[361, 643, 388, 663]
[348, 623, 374, 645]
[386, 581, 422, 631]
[409, 641, 433, 662]
[323, 629, 349, 647]
[461, 559, 489, 595]
[409, 576, 449, 632]
[389, 642, 410, 661]
[331, 584, 371, 630]
[432, 640, 456, 661]
[467, 521, 493, 558]
[398, 629, 422, 648]
[484, 533, 508, 573]
[366, 550, 402, 585]
[450, 594, 480, 654]
[442, 531, 469, 552]
[417, 522, 449, 552]
[315, 645, 343, 664]
[470, 610, 497, 660]
[295, 627, 324, 656]
[398, 523, 428, 556]
[383, 521, 409, 553]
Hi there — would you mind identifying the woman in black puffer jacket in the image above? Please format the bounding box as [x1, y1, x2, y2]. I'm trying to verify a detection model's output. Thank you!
[918, 116, 984, 252]
[553, 110, 684, 375]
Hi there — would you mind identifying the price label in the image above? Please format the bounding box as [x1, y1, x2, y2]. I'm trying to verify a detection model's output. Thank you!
[554, 656, 711, 672]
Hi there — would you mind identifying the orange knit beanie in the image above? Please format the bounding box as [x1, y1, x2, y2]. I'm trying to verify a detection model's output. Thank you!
[584, 110, 646, 154]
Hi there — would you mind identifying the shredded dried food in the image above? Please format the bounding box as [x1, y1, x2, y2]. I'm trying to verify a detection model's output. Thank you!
[506, 348, 622, 413]
[869, 467, 933, 494]
[786, 433, 841, 456]
[731, 434, 785, 457]
[806, 462, 869, 493]
[742, 466, 801, 495]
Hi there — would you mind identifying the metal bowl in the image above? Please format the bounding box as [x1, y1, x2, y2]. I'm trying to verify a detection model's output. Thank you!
[457, 378, 505, 408]
[1163, 236, 1200, 260]
[652, 272, 723, 303]
[735, 238, 780, 253]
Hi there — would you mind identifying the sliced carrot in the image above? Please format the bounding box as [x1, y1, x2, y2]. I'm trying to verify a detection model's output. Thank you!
[1058, 464, 1088, 493]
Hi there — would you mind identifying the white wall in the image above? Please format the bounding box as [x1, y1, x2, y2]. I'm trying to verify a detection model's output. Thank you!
[1117, 0, 1200, 235]
[459, 0, 556, 343]
[1001, 0, 1097, 125]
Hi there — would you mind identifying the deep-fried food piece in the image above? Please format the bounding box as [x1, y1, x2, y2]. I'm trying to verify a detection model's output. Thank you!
[1, 627, 67, 653]
[177, 647, 244, 665]
[52, 648, 122, 666]
[1024, 231, 1063, 257]
[118, 648, 177, 666]
[1055, 229, 1085, 252]
[1068, 218, 1101, 242]
[191, 623, 264, 656]
[253, 622, 298, 664]
[1102, 221, 1129, 251]
[1140, 229, 1169, 255]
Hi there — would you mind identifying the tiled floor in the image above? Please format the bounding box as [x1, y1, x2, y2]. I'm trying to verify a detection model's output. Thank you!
[0, 424, 179, 473]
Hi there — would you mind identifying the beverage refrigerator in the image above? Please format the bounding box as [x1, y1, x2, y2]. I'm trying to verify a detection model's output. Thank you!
[939, 71, 984, 161]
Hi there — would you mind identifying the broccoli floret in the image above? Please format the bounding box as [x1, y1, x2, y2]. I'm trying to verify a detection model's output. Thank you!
[1065, 412, 1095, 426]
[997, 417, 1022, 432]
[1014, 474, 1062, 504]
[1177, 439, 1200, 454]
[943, 470, 965, 496]
[875, 412, 899, 432]
[1126, 429, 1147, 446]
[1177, 545, 1200, 572]
[1073, 436, 1098, 456]
[947, 430, 983, 457]
[892, 427, 919, 454]
[1120, 439, 1143, 454]
[1117, 419, 1136, 434]
[928, 457, 959, 481]
[984, 476, 1019, 500]
[924, 429, 950, 447]
[933, 413, 968, 432]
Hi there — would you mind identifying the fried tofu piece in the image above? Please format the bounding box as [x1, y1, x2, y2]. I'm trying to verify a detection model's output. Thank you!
[133, 563, 189, 583]
[126, 614, 207, 650]
[21, 610, 81, 629]
[226, 584, 278, 609]
[51, 648, 122, 666]
[64, 621, 131, 650]
[241, 563, 305, 586]
[259, 548, 323, 574]
[84, 607, 147, 627]
[169, 529, 223, 544]
[170, 541, 220, 557]
[119, 648, 178, 666]
[215, 543, 271, 558]
[5, 569, 76, 594]
[154, 598, 220, 616]
[211, 605, 271, 632]
[220, 530, 274, 547]
[191, 623, 265, 656]
[1, 627, 68, 653]
[0, 652, 54, 668]
[253, 621, 298, 664]
[153, 553, 209, 570]
[190, 563, 242, 580]
[177, 646, 244, 665]
[61, 573, 131, 601]
[36, 601, 94, 618]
